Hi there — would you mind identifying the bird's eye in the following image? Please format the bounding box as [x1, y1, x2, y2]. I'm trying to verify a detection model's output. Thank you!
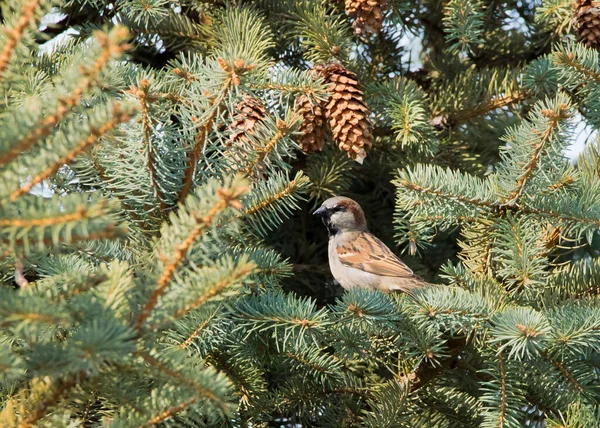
[332, 205, 345, 212]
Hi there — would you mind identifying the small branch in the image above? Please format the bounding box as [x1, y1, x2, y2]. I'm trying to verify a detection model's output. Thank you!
[137, 352, 228, 412]
[431, 91, 528, 130]
[7, 105, 131, 202]
[284, 351, 334, 375]
[134, 186, 246, 331]
[139, 397, 198, 428]
[18, 373, 83, 428]
[497, 351, 507, 428]
[170, 265, 253, 321]
[542, 352, 585, 394]
[243, 119, 288, 175]
[503, 104, 569, 205]
[0, 205, 92, 227]
[556, 51, 600, 83]
[396, 179, 496, 210]
[242, 176, 302, 217]
[179, 317, 213, 349]
[0, 28, 130, 166]
[128, 79, 166, 210]
[0, 0, 41, 76]
[178, 76, 232, 204]
[0, 227, 126, 250]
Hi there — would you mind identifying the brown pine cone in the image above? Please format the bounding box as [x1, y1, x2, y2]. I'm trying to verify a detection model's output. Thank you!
[574, 0, 600, 50]
[225, 96, 267, 171]
[316, 63, 372, 164]
[345, 0, 387, 35]
[296, 94, 327, 153]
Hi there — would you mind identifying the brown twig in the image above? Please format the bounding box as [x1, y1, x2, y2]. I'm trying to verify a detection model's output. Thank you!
[503, 103, 569, 205]
[0, 28, 130, 166]
[7, 105, 131, 202]
[139, 397, 198, 428]
[18, 373, 83, 428]
[134, 185, 247, 332]
[0, 0, 41, 76]
[128, 79, 166, 210]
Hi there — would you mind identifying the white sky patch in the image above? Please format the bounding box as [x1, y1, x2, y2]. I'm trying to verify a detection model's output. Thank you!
[566, 112, 596, 160]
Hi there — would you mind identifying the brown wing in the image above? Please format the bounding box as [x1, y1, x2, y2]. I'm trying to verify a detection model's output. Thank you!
[336, 231, 415, 277]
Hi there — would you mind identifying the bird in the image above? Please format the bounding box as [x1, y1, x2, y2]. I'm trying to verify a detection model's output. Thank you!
[313, 196, 428, 296]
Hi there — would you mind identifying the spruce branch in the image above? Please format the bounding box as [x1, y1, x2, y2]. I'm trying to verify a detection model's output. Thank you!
[156, 263, 254, 328]
[448, 91, 528, 126]
[0, 228, 126, 252]
[139, 397, 198, 428]
[128, 79, 166, 211]
[178, 88, 225, 204]
[542, 352, 585, 394]
[496, 94, 571, 207]
[0, 195, 126, 252]
[242, 118, 289, 175]
[0, 27, 130, 166]
[552, 43, 600, 86]
[138, 352, 229, 412]
[178, 316, 216, 350]
[0, 0, 42, 76]
[135, 182, 248, 331]
[443, 0, 485, 55]
[19, 372, 83, 428]
[7, 105, 131, 203]
[240, 172, 310, 236]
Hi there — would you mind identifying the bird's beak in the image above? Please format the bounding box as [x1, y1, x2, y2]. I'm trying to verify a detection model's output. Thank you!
[312, 206, 327, 218]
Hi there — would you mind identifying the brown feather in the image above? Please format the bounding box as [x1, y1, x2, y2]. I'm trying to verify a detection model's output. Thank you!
[336, 231, 415, 277]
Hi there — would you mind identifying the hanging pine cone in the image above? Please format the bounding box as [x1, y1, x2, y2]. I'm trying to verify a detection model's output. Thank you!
[225, 96, 267, 172]
[316, 63, 372, 164]
[574, 0, 600, 50]
[345, 0, 387, 35]
[295, 94, 327, 153]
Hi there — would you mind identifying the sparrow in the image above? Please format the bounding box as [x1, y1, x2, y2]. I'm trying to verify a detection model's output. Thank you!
[313, 196, 427, 295]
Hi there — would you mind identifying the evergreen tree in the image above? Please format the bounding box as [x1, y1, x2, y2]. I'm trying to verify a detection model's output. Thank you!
[1, 0, 599, 426]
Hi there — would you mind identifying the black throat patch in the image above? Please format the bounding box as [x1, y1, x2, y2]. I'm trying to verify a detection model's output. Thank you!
[325, 220, 339, 237]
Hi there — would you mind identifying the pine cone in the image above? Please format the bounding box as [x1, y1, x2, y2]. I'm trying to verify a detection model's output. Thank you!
[345, 0, 387, 35]
[574, 0, 600, 50]
[225, 96, 267, 171]
[316, 63, 372, 164]
[296, 94, 327, 153]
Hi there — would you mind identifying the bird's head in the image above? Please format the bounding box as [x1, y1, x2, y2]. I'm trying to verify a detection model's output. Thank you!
[313, 196, 367, 236]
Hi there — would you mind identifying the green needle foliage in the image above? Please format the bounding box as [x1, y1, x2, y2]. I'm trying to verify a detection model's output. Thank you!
[1, 0, 600, 427]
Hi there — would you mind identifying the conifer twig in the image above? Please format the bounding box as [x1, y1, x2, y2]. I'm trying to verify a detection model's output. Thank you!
[242, 175, 304, 217]
[135, 185, 247, 331]
[503, 104, 569, 205]
[139, 397, 198, 428]
[19, 373, 83, 428]
[556, 51, 600, 83]
[137, 352, 229, 412]
[179, 318, 213, 349]
[243, 119, 288, 175]
[167, 264, 254, 323]
[0, 227, 126, 249]
[0, 0, 41, 76]
[446, 91, 528, 126]
[128, 79, 166, 210]
[497, 351, 508, 426]
[178, 65, 233, 204]
[396, 179, 496, 209]
[542, 352, 585, 394]
[0, 28, 130, 166]
[7, 105, 131, 202]
[0, 206, 96, 227]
